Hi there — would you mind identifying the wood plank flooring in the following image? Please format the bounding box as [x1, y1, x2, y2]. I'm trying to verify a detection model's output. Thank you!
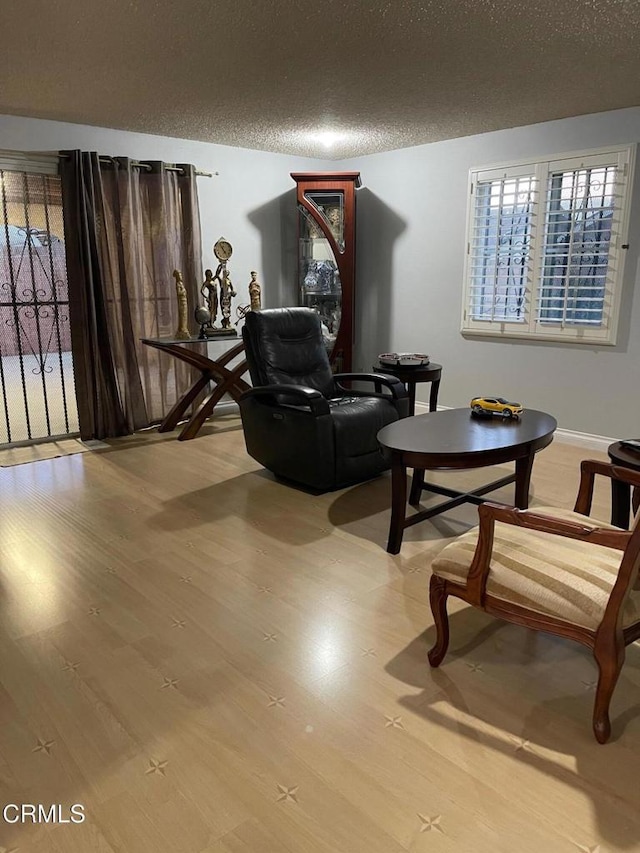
[0, 414, 639, 852]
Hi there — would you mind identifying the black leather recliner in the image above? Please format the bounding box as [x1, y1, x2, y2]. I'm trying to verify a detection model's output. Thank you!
[239, 307, 409, 491]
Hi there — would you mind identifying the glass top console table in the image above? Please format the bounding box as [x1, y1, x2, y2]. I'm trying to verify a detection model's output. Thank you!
[141, 336, 250, 440]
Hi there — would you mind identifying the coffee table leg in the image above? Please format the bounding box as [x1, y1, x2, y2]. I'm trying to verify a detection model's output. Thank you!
[515, 452, 535, 509]
[387, 454, 407, 555]
[409, 468, 425, 506]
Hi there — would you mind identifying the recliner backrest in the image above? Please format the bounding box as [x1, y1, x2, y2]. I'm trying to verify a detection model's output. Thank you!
[243, 308, 336, 398]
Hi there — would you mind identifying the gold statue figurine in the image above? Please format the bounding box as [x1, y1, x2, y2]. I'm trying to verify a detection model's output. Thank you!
[219, 266, 237, 330]
[173, 269, 190, 339]
[201, 268, 218, 328]
[248, 271, 262, 311]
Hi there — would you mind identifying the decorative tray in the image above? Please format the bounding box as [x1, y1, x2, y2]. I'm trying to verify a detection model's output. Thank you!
[378, 352, 430, 367]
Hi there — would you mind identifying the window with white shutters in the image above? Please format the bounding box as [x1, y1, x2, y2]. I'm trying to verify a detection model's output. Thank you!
[462, 145, 634, 344]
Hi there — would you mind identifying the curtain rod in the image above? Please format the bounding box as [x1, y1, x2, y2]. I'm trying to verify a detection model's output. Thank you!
[130, 159, 217, 178]
[57, 152, 217, 177]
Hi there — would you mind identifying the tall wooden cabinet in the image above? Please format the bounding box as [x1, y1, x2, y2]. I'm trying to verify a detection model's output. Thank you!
[290, 171, 361, 372]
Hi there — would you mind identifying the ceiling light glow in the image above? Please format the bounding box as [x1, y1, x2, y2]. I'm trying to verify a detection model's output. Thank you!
[292, 127, 369, 156]
[316, 131, 343, 149]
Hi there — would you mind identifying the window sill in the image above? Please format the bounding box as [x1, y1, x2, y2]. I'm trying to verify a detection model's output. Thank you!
[460, 328, 617, 346]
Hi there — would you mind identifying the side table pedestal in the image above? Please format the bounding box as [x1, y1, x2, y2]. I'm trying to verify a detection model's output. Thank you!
[373, 362, 442, 416]
[608, 441, 640, 528]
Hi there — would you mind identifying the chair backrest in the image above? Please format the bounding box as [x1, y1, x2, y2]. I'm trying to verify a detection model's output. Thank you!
[242, 308, 336, 398]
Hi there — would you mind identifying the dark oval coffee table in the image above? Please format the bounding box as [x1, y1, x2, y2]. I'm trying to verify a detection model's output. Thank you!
[377, 408, 557, 554]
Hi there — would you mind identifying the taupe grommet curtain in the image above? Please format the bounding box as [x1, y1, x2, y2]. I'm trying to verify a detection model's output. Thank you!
[60, 152, 203, 440]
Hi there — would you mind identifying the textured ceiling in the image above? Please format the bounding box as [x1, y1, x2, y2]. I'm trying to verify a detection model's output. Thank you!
[2, 0, 640, 159]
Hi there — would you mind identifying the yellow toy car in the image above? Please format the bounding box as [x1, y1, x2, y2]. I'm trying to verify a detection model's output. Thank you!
[470, 396, 523, 419]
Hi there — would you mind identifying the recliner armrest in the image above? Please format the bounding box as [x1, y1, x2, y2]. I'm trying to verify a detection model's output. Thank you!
[333, 372, 408, 400]
[240, 384, 330, 415]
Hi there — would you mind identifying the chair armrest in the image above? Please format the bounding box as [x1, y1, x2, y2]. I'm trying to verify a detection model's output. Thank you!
[333, 372, 408, 400]
[240, 384, 330, 415]
[478, 502, 630, 548]
[465, 501, 631, 606]
[574, 459, 640, 516]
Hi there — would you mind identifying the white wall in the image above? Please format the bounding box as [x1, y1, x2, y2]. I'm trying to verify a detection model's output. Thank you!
[0, 114, 325, 310]
[339, 107, 640, 438]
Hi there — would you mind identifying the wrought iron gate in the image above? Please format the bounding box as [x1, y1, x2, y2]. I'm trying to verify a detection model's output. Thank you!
[0, 167, 78, 445]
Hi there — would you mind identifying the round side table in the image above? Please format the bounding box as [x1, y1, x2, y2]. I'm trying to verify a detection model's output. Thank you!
[374, 362, 442, 417]
[607, 441, 640, 529]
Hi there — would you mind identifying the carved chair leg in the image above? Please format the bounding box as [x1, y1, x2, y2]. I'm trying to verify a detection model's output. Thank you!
[428, 574, 450, 667]
[592, 644, 625, 744]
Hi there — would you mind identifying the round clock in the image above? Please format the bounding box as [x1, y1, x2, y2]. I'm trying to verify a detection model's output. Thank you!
[213, 237, 233, 262]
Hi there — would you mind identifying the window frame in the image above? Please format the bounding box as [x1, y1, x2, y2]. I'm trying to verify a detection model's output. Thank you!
[461, 144, 636, 345]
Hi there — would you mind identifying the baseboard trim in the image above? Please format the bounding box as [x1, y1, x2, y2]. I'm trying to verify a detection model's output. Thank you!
[413, 402, 615, 452]
[213, 401, 239, 415]
[552, 428, 615, 452]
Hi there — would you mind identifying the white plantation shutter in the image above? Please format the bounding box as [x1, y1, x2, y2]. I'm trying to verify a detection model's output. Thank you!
[534, 150, 631, 340]
[467, 167, 537, 328]
[462, 145, 634, 344]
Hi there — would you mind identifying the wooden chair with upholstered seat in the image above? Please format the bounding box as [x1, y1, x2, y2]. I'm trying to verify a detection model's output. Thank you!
[428, 460, 640, 743]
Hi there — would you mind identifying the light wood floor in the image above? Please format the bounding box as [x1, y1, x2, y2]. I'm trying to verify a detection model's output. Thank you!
[1, 415, 639, 852]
